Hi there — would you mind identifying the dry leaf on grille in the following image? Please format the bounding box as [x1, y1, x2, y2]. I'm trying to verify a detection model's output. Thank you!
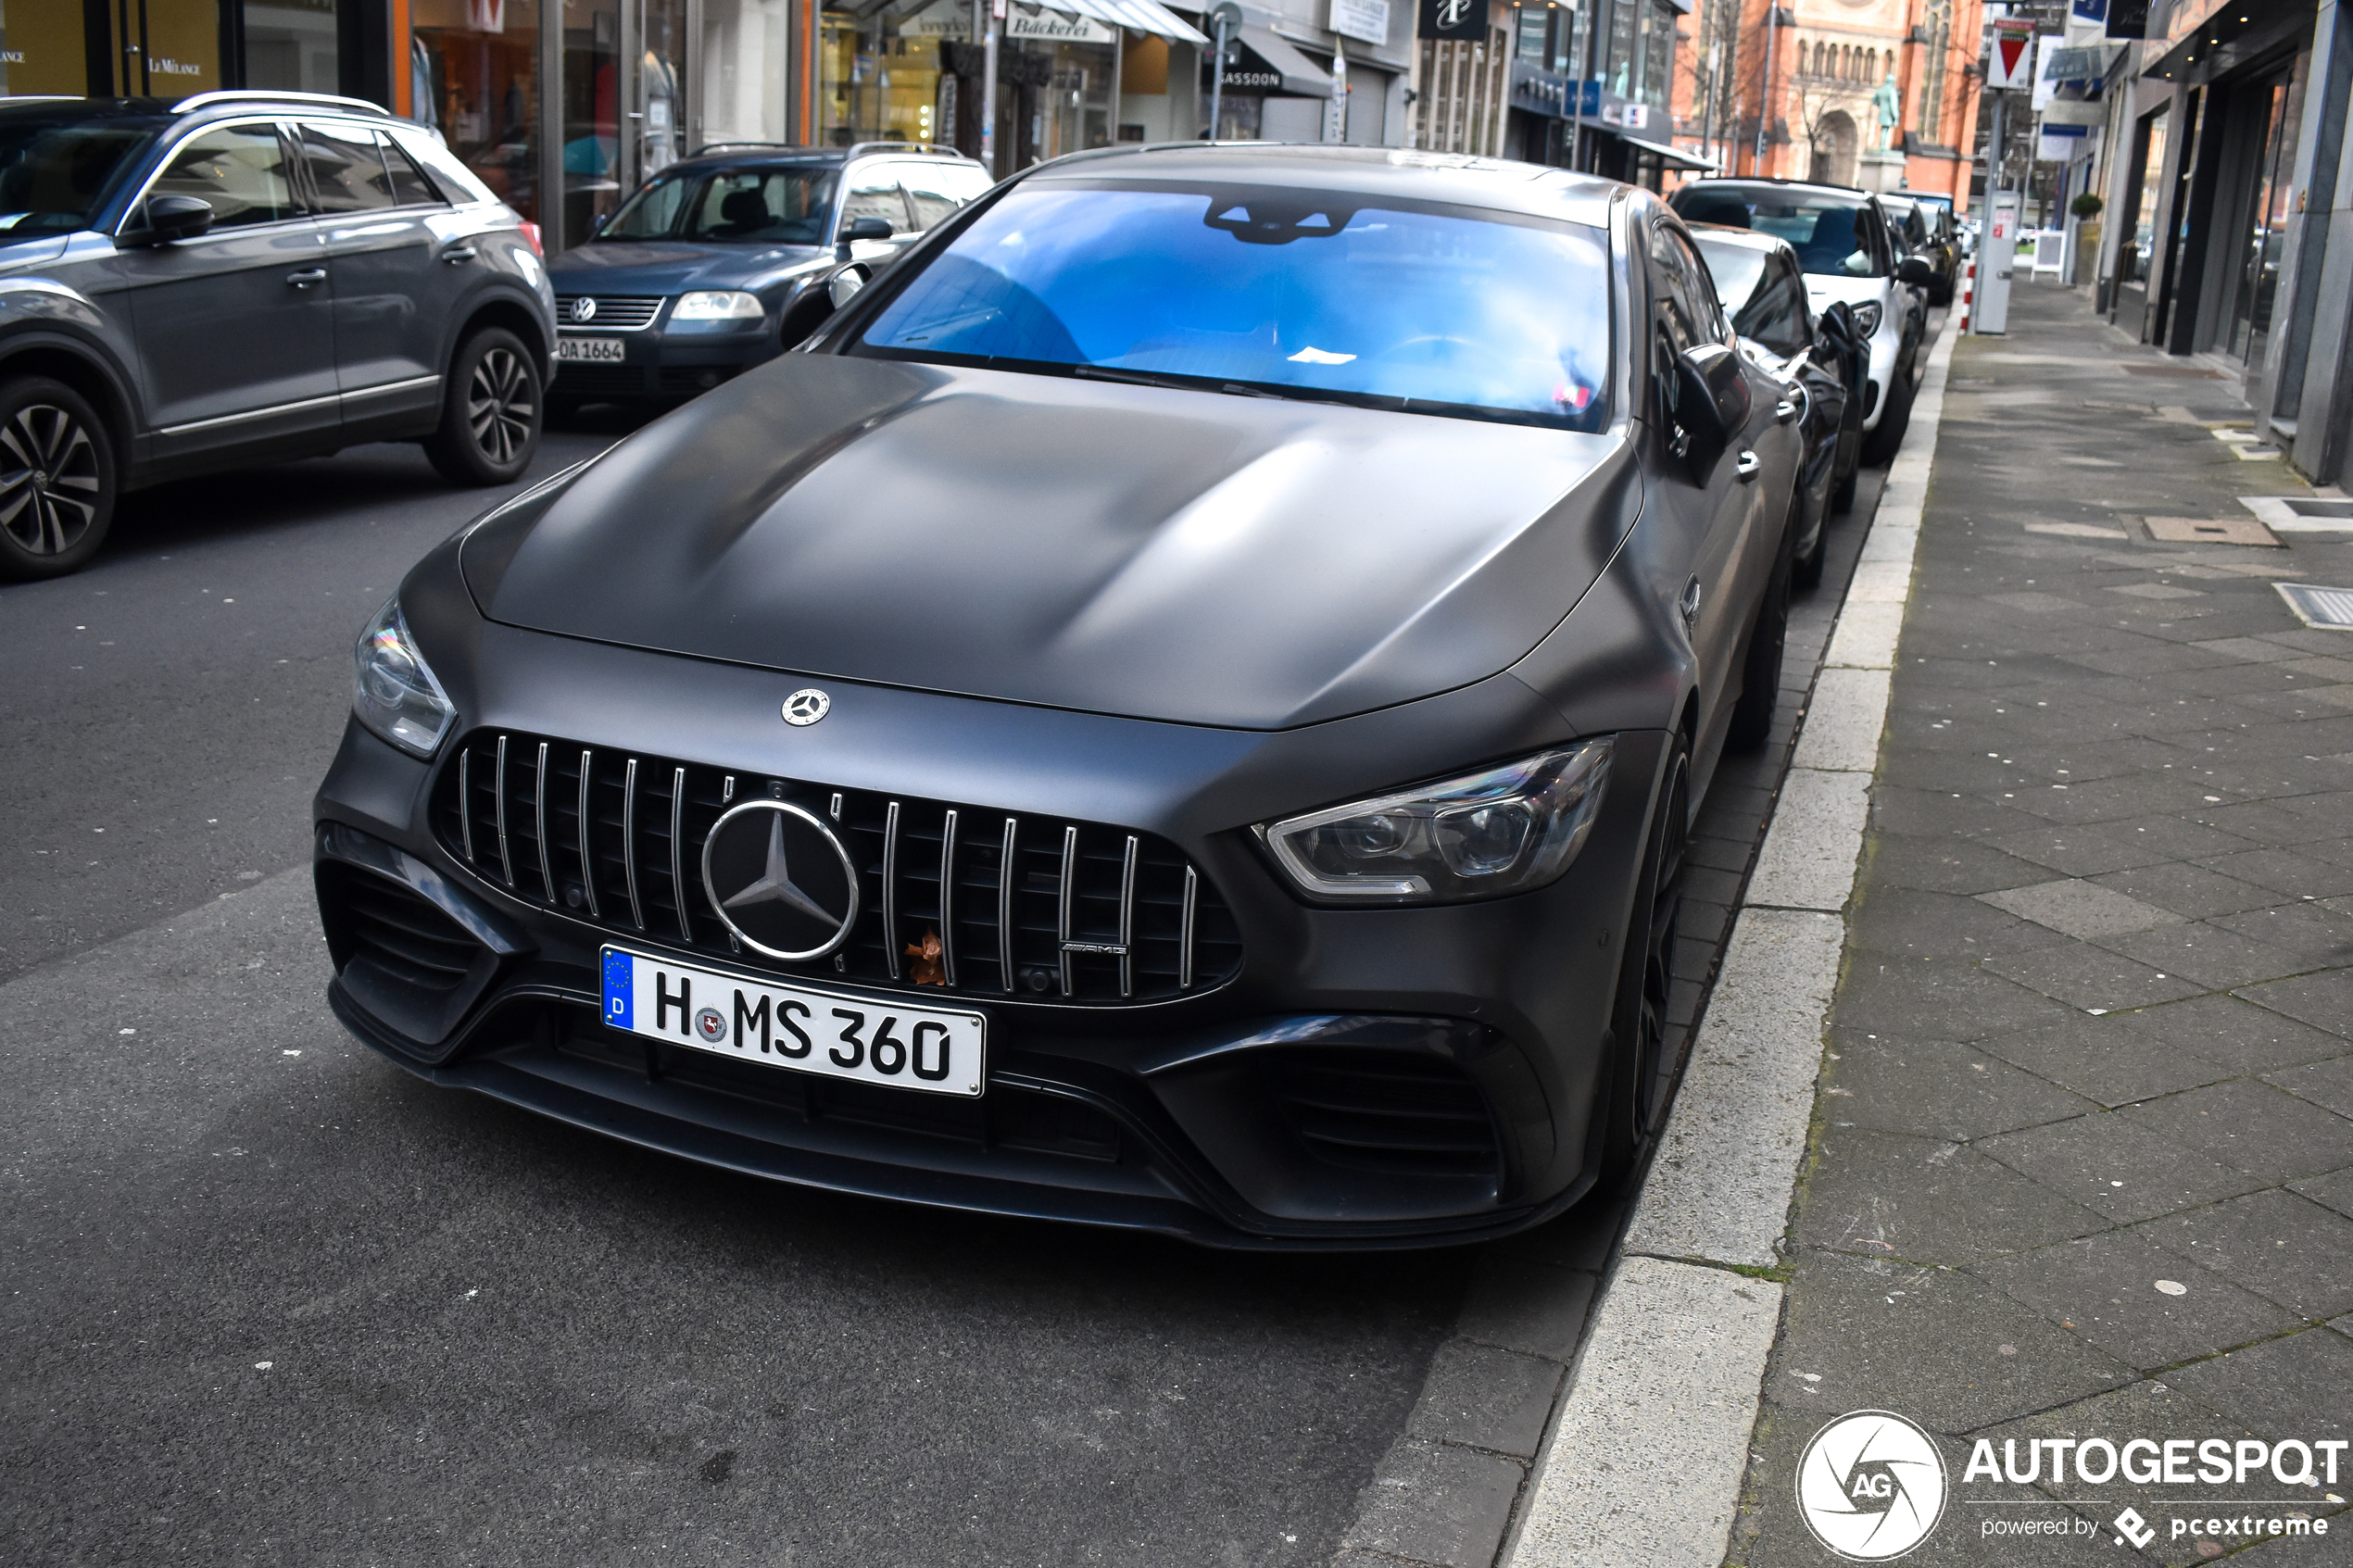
[906, 929, 947, 986]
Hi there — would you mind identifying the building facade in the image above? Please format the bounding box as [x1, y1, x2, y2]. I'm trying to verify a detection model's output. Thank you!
[39, 0, 1413, 256]
[1665, 0, 1985, 201]
[2078, 0, 2353, 483]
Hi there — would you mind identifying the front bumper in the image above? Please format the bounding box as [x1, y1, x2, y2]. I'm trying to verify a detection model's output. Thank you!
[311, 624, 1671, 1248]
[551, 316, 777, 401]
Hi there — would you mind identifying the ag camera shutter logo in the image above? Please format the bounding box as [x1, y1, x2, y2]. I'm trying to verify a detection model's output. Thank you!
[1797, 1411, 1949, 1561]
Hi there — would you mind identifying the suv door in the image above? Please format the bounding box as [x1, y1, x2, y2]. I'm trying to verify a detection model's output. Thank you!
[1648, 220, 1770, 757]
[116, 120, 340, 461]
[890, 160, 993, 236]
[296, 119, 461, 438]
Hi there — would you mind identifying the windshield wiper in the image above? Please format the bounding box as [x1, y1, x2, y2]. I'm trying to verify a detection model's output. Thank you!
[1069, 365, 1350, 408]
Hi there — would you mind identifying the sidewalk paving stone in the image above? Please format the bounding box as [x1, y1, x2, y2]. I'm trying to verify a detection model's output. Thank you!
[1727, 288, 2353, 1563]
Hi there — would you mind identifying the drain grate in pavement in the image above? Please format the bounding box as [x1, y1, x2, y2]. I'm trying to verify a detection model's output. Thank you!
[2144, 515, 2282, 546]
[2274, 582, 2353, 629]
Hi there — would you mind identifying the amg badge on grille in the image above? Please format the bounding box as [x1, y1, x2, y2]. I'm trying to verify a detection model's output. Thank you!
[700, 801, 859, 960]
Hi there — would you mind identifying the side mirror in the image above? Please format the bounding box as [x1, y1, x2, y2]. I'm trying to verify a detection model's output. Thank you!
[1896, 255, 1934, 286]
[839, 215, 894, 244]
[1667, 342, 1750, 480]
[827, 265, 869, 310]
[123, 193, 213, 247]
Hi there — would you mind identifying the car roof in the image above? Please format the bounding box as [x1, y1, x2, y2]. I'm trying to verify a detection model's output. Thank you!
[664, 141, 984, 174]
[1015, 143, 1621, 228]
[1676, 176, 1876, 204]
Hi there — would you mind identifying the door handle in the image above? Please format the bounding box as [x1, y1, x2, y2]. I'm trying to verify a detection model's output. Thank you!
[1736, 449, 1762, 483]
[285, 268, 327, 287]
[441, 245, 478, 264]
[1679, 576, 1702, 627]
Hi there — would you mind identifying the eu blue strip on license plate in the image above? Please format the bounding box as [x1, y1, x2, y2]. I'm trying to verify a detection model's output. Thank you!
[599, 946, 986, 1098]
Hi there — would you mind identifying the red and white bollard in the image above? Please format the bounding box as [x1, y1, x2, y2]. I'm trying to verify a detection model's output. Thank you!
[1957, 257, 1977, 333]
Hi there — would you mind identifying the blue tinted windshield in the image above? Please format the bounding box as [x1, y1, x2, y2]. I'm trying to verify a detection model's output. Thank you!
[856, 183, 1613, 427]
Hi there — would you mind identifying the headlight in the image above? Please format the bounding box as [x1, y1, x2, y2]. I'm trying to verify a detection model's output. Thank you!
[1851, 301, 1884, 338]
[1258, 740, 1614, 904]
[353, 598, 456, 759]
[672, 289, 764, 320]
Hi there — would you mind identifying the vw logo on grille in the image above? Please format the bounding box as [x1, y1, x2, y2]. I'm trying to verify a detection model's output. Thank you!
[782, 688, 830, 726]
[570, 296, 598, 322]
[701, 800, 860, 960]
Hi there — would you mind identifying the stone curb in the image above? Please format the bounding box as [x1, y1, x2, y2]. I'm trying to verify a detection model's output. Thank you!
[1497, 325, 1959, 1568]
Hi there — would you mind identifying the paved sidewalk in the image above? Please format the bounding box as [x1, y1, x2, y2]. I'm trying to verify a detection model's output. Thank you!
[1729, 286, 2353, 1564]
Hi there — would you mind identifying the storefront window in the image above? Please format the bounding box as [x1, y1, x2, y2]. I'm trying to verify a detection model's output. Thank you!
[245, 0, 341, 94]
[94, 0, 223, 95]
[823, 6, 954, 146]
[3, 0, 92, 94]
[561, 0, 621, 245]
[2118, 106, 2166, 287]
[1633, 1, 1669, 113]
[700, 0, 795, 145]
[413, 0, 543, 227]
[638, 0, 688, 177]
[1605, 0, 1635, 97]
[1516, 7, 1549, 63]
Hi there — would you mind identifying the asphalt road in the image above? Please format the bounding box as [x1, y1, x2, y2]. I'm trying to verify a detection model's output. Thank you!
[0, 427, 1468, 1566]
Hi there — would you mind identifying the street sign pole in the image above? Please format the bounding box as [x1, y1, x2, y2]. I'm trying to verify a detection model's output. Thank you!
[1208, 1, 1242, 143]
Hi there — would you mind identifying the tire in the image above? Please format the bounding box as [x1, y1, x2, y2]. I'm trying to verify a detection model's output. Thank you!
[1726, 521, 1792, 753]
[425, 328, 543, 486]
[1595, 737, 1691, 1192]
[1793, 501, 1828, 591]
[1831, 461, 1859, 516]
[0, 378, 117, 582]
[1858, 358, 1915, 467]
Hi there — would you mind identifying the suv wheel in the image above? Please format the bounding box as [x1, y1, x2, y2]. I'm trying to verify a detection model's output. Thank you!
[0, 378, 117, 582]
[426, 328, 542, 485]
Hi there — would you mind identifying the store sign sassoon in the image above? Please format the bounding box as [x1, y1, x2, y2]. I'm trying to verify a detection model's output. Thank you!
[1330, 0, 1391, 44]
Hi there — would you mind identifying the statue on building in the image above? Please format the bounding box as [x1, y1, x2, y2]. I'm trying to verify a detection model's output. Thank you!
[1870, 70, 1901, 152]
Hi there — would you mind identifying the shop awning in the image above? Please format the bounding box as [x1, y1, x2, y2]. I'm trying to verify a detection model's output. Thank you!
[1601, 129, 1718, 171]
[1076, 0, 1210, 44]
[1219, 24, 1332, 95]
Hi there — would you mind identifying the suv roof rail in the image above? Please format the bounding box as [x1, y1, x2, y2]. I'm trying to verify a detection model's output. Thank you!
[171, 89, 389, 117]
[685, 141, 807, 157]
[845, 142, 970, 160]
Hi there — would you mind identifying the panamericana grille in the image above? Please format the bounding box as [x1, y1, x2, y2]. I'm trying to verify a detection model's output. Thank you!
[550, 362, 646, 393]
[555, 295, 663, 331]
[432, 730, 1242, 1004]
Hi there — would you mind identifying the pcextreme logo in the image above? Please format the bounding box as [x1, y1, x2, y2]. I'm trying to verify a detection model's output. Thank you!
[1796, 1411, 1950, 1561]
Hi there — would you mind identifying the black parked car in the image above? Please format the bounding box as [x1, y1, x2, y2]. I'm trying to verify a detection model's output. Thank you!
[313, 144, 1804, 1248]
[0, 92, 554, 581]
[1689, 223, 1865, 583]
[1881, 191, 1959, 307]
[544, 143, 991, 412]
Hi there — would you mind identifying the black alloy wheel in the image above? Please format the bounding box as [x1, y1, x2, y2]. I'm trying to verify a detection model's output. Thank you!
[0, 378, 117, 582]
[1726, 514, 1793, 752]
[426, 328, 543, 485]
[1596, 740, 1691, 1189]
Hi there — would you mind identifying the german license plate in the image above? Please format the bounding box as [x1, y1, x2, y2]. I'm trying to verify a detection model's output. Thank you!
[554, 335, 625, 362]
[599, 947, 986, 1097]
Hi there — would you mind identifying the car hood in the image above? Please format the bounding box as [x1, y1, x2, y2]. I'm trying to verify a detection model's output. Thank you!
[545, 239, 827, 295]
[467, 356, 1637, 731]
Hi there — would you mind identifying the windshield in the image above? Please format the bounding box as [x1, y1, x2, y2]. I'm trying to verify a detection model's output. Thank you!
[854, 182, 1613, 429]
[1670, 184, 1885, 279]
[0, 118, 160, 236]
[600, 165, 839, 244]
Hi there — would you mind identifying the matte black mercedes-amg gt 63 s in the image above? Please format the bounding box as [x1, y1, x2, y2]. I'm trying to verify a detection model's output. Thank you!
[313, 144, 1804, 1248]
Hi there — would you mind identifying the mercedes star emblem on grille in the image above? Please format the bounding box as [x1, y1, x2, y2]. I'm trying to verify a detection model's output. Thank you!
[700, 800, 860, 960]
[571, 296, 598, 322]
[782, 688, 830, 726]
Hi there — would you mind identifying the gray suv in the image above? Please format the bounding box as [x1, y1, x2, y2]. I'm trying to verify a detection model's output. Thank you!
[0, 91, 556, 581]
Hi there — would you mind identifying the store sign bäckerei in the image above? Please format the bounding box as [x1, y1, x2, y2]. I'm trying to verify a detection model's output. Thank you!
[1330, 0, 1390, 44]
[899, 0, 1116, 42]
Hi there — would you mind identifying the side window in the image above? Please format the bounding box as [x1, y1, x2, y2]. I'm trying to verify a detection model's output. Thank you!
[1739, 254, 1811, 357]
[147, 124, 296, 229]
[839, 165, 912, 233]
[297, 121, 396, 214]
[1648, 223, 1708, 356]
[895, 161, 986, 232]
[1673, 232, 1731, 345]
[379, 133, 445, 207]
